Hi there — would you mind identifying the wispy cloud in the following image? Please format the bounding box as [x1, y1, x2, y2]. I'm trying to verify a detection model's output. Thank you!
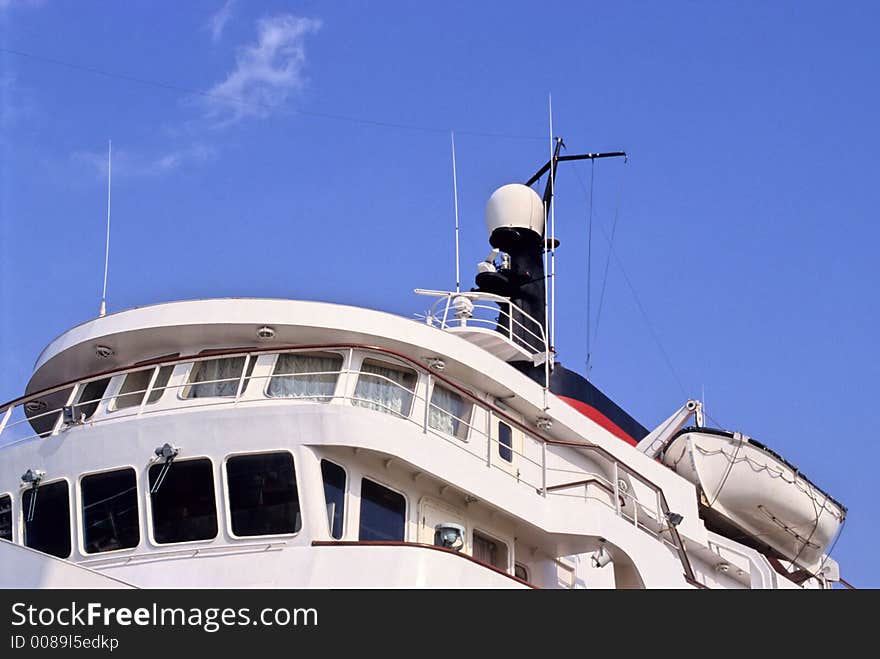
[206, 0, 236, 43]
[72, 143, 218, 179]
[0, 0, 45, 12]
[203, 14, 321, 124]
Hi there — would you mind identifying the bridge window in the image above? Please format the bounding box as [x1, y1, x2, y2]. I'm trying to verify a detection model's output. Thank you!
[81, 468, 140, 554]
[321, 460, 346, 539]
[352, 359, 416, 417]
[359, 479, 406, 542]
[514, 563, 529, 582]
[114, 365, 174, 409]
[498, 421, 513, 462]
[268, 352, 343, 401]
[148, 458, 218, 544]
[0, 494, 11, 541]
[226, 452, 301, 537]
[22, 481, 71, 558]
[75, 378, 111, 420]
[184, 356, 256, 399]
[473, 530, 508, 571]
[429, 384, 472, 440]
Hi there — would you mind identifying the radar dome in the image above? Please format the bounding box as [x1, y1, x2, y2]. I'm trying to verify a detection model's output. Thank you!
[485, 184, 544, 237]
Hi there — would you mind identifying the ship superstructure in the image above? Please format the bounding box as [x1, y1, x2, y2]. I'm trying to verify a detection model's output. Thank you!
[0, 148, 847, 589]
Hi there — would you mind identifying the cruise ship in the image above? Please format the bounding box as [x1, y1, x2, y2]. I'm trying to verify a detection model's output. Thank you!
[0, 145, 848, 589]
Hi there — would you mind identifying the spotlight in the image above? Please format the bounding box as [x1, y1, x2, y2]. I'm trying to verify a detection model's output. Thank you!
[434, 523, 465, 551]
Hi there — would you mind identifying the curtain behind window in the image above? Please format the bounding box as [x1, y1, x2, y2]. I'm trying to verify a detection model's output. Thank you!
[352, 360, 416, 417]
[473, 533, 498, 566]
[187, 357, 247, 398]
[268, 353, 342, 401]
[429, 385, 471, 439]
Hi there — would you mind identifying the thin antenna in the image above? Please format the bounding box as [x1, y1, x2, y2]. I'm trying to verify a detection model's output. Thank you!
[548, 94, 557, 353]
[99, 139, 112, 317]
[451, 131, 461, 293]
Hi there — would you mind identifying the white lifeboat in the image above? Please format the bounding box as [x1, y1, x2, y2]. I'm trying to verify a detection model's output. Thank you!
[662, 428, 846, 572]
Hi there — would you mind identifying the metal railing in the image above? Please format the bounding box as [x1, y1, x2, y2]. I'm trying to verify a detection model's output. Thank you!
[415, 289, 549, 361]
[0, 342, 699, 585]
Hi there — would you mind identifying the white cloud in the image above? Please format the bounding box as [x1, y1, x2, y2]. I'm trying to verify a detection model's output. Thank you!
[72, 143, 217, 179]
[0, 0, 45, 12]
[204, 14, 321, 124]
[206, 0, 236, 43]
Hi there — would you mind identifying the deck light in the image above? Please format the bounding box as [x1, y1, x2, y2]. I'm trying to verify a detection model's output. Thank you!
[665, 512, 684, 527]
[434, 523, 465, 551]
[591, 545, 613, 568]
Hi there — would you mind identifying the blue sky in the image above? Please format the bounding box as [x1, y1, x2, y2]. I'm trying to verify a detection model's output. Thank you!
[1, 1, 877, 587]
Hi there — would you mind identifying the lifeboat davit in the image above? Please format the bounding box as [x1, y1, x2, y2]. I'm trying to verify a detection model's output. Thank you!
[662, 428, 846, 572]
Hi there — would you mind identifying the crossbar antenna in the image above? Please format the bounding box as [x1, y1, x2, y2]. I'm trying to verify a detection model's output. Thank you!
[451, 131, 461, 293]
[99, 139, 112, 317]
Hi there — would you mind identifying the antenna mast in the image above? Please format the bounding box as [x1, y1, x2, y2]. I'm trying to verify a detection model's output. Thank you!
[451, 131, 461, 293]
[99, 139, 112, 317]
[548, 94, 557, 354]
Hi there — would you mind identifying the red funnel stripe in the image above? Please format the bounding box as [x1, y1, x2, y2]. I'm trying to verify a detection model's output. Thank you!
[558, 395, 638, 446]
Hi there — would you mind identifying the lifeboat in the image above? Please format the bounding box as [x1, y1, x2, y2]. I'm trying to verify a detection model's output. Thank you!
[662, 428, 846, 572]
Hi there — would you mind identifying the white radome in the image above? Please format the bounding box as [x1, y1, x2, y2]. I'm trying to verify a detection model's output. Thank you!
[485, 184, 545, 236]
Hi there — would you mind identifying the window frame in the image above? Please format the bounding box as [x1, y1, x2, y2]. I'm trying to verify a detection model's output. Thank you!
[0, 492, 13, 543]
[74, 377, 113, 421]
[471, 528, 511, 573]
[145, 456, 219, 548]
[221, 449, 302, 541]
[108, 365, 174, 413]
[357, 476, 409, 543]
[264, 350, 346, 402]
[20, 477, 73, 559]
[319, 459, 348, 540]
[427, 381, 474, 442]
[178, 355, 257, 400]
[498, 420, 514, 463]
[351, 356, 419, 418]
[77, 465, 141, 556]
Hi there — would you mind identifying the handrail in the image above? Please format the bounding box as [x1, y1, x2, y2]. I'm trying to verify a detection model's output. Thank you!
[311, 540, 536, 588]
[415, 289, 549, 357]
[0, 341, 701, 586]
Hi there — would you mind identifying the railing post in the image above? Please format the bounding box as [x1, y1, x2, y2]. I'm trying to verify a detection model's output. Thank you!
[235, 355, 250, 402]
[139, 366, 161, 417]
[541, 441, 547, 497]
[0, 406, 12, 438]
[485, 409, 492, 467]
[612, 462, 621, 516]
[423, 373, 431, 434]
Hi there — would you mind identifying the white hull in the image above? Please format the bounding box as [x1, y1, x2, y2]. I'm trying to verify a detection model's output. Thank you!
[663, 430, 845, 571]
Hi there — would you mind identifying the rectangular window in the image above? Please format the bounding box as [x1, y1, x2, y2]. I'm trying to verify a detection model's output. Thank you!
[268, 352, 343, 401]
[321, 460, 346, 539]
[23, 481, 71, 558]
[184, 356, 255, 399]
[514, 563, 529, 582]
[226, 452, 301, 537]
[498, 421, 513, 462]
[429, 384, 473, 440]
[149, 458, 218, 544]
[81, 468, 139, 554]
[75, 378, 111, 420]
[352, 359, 416, 417]
[473, 530, 508, 570]
[114, 365, 174, 410]
[359, 479, 406, 542]
[0, 494, 11, 541]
